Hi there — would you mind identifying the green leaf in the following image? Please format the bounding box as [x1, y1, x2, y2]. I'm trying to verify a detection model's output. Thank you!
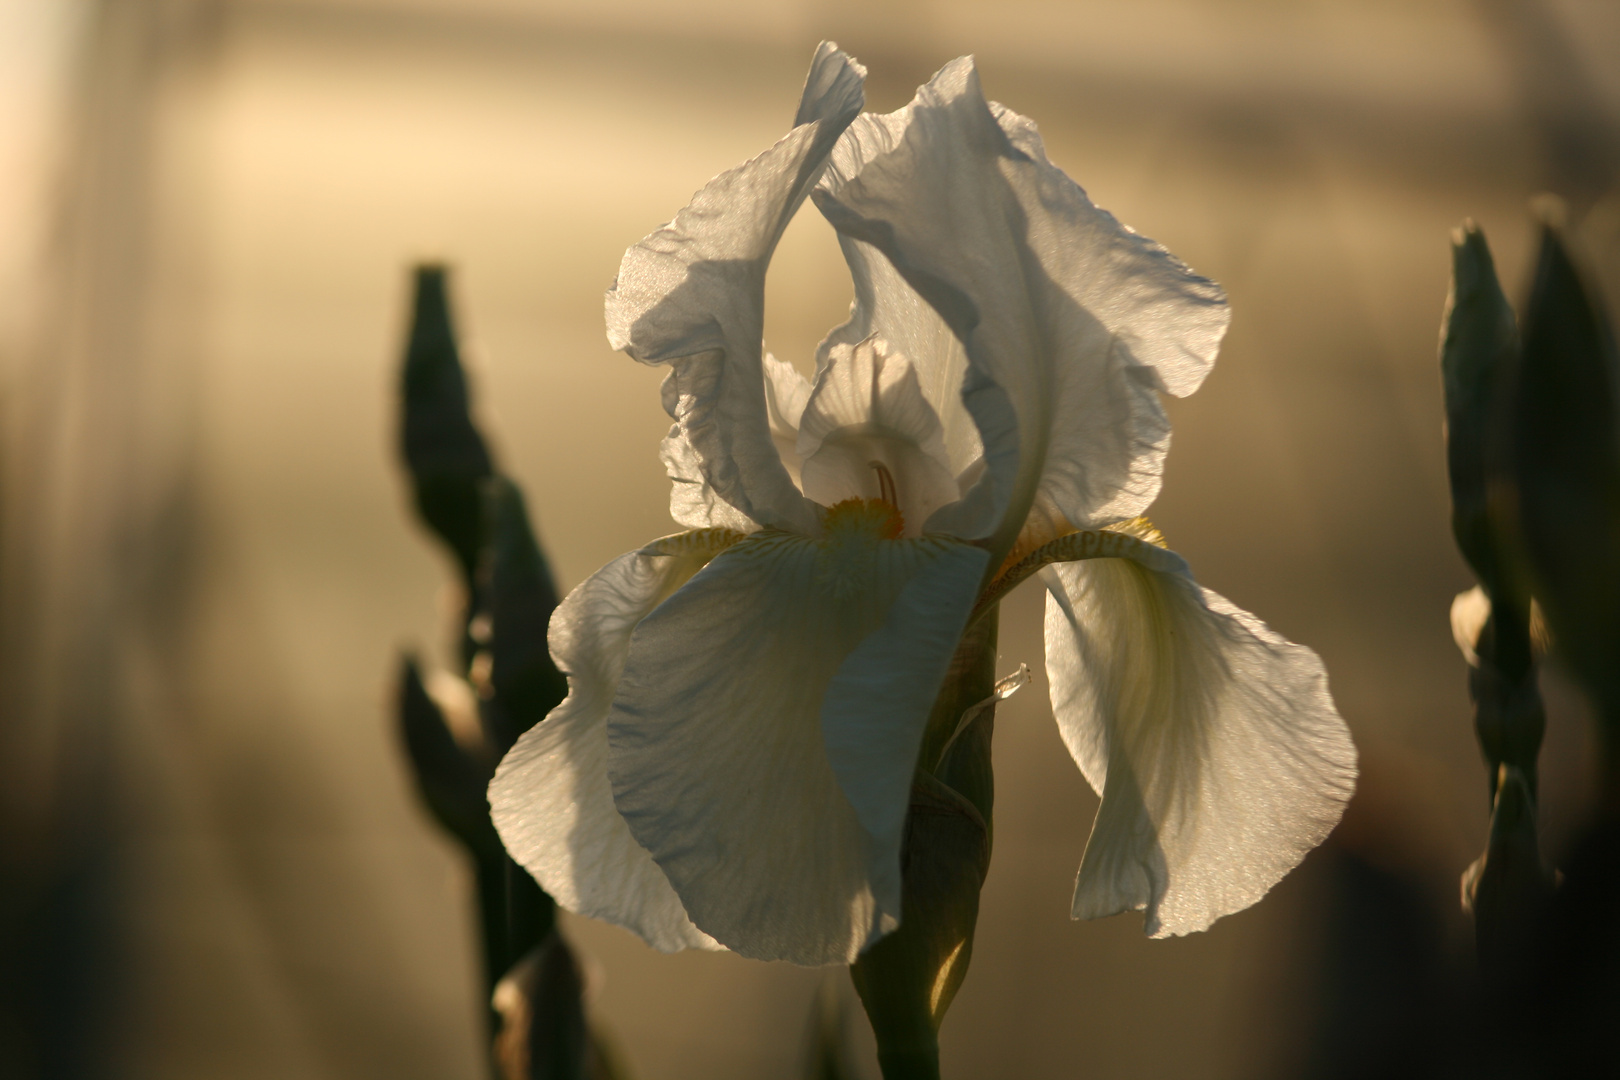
[1508, 219, 1620, 716]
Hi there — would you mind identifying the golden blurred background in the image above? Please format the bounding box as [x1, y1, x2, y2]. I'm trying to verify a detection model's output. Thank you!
[2, 1, 1618, 1077]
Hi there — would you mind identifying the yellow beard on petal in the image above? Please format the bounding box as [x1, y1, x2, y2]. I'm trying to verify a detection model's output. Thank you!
[816, 498, 907, 601]
[823, 497, 905, 541]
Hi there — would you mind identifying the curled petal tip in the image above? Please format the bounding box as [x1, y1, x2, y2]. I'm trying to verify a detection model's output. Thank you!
[797, 42, 866, 127]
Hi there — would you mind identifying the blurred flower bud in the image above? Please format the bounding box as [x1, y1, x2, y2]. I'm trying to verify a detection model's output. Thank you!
[395, 264, 566, 1046]
[1468, 656, 1548, 801]
[1441, 222, 1521, 605]
[397, 655, 500, 856]
[1507, 213, 1620, 726]
[1439, 219, 1555, 952]
[481, 478, 568, 751]
[401, 265, 495, 594]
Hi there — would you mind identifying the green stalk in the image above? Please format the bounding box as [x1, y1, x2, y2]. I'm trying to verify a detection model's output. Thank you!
[873, 1046, 942, 1080]
[851, 607, 1001, 1080]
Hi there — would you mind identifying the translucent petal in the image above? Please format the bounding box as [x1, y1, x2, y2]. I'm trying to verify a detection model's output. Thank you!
[1042, 554, 1356, 937]
[489, 531, 742, 953]
[815, 57, 1229, 557]
[607, 529, 988, 964]
[763, 352, 812, 485]
[815, 235, 986, 479]
[812, 234, 1016, 543]
[606, 43, 865, 535]
[666, 354, 811, 528]
[660, 420, 760, 533]
[797, 337, 962, 536]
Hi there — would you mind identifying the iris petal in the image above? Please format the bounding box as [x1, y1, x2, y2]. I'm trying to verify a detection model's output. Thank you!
[608, 43, 865, 535]
[607, 528, 987, 964]
[815, 236, 987, 480]
[489, 531, 742, 953]
[1042, 551, 1356, 937]
[815, 57, 1228, 559]
[763, 353, 812, 485]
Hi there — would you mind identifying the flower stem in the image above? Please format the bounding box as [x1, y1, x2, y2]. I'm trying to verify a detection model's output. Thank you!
[852, 608, 1001, 1080]
[875, 1041, 941, 1080]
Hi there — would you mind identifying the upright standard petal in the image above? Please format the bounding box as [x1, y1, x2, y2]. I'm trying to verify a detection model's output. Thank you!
[815, 58, 1229, 559]
[607, 524, 988, 965]
[661, 352, 813, 530]
[489, 530, 742, 953]
[1041, 546, 1356, 937]
[659, 375, 761, 533]
[763, 352, 812, 485]
[814, 234, 988, 482]
[607, 43, 865, 535]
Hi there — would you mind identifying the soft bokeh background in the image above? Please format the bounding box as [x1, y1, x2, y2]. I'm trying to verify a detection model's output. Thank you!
[3, 1, 1618, 1078]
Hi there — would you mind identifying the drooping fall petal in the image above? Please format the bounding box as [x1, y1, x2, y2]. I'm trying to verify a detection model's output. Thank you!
[1041, 548, 1356, 937]
[608, 43, 865, 535]
[819, 541, 992, 916]
[607, 527, 987, 964]
[489, 531, 742, 953]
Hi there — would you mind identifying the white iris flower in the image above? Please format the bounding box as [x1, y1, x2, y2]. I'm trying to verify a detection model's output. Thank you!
[489, 44, 1357, 967]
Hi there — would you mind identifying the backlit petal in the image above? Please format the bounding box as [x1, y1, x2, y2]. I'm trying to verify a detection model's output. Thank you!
[607, 43, 864, 535]
[815, 57, 1228, 558]
[814, 235, 987, 481]
[489, 530, 742, 953]
[764, 352, 812, 485]
[665, 354, 813, 529]
[660, 417, 759, 533]
[607, 528, 988, 964]
[1042, 552, 1356, 937]
[797, 337, 961, 536]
